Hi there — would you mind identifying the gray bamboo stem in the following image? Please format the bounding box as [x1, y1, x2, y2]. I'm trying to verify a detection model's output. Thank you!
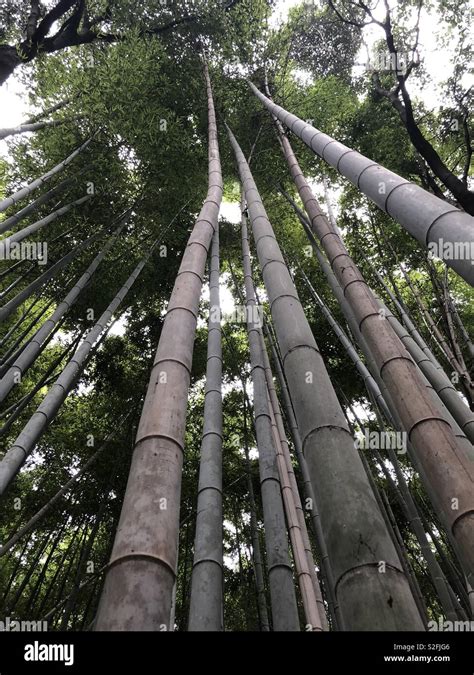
[249, 82, 474, 286]
[0, 172, 88, 235]
[242, 391, 270, 631]
[0, 134, 95, 213]
[0, 118, 71, 141]
[0, 194, 92, 254]
[239, 201, 300, 631]
[0, 228, 106, 324]
[188, 224, 224, 631]
[0, 246, 154, 495]
[226, 123, 423, 630]
[0, 210, 130, 403]
[94, 63, 223, 631]
[268, 116, 474, 589]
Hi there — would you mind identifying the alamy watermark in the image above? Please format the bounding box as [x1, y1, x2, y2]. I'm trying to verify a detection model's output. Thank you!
[0, 241, 48, 265]
[354, 428, 407, 455]
[427, 239, 474, 266]
[214, 304, 264, 327]
[365, 50, 417, 76]
[24, 641, 74, 667]
[0, 616, 48, 631]
[365, 51, 412, 75]
[428, 618, 474, 632]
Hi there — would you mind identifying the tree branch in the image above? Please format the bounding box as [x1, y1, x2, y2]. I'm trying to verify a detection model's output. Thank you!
[0, 0, 243, 85]
[367, 0, 474, 212]
[460, 108, 473, 185]
[326, 0, 370, 28]
[25, 0, 42, 42]
[34, 0, 77, 44]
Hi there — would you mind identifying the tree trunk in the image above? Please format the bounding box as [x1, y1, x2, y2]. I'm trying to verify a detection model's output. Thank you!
[0, 45, 22, 88]
[0, 134, 95, 213]
[226, 123, 423, 630]
[238, 198, 300, 631]
[94, 62, 223, 631]
[0, 246, 154, 494]
[188, 224, 224, 631]
[249, 83, 474, 286]
[265, 113, 474, 590]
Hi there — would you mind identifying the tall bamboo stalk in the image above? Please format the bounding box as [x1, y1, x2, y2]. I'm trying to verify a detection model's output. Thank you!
[59, 502, 106, 629]
[23, 99, 73, 125]
[188, 224, 223, 631]
[266, 386, 326, 630]
[94, 63, 223, 631]
[359, 239, 474, 431]
[379, 300, 474, 443]
[249, 83, 474, 286]
[0, 118, 73, 141]
[0, 299, 56, 364]
[240, 199, 305, 630]
[293, 203, 474, 604]
[0, 194, 92, 254]
[265, 114, 474, 588]
[237, 220, 326, 630]
[226, 123, 423, 630]
[297, 266, 460, 619]
[289, 242, 473, 452]
[0, 263, 37, 299]
[0, 228, 106, 324]
[0, 333, 81, 437]
[242, 391, 270, 631]
[305, 181, 471, 611]
[0, 246, 154, 495]
[265, 321, 343, 630]
[239, 209, 300, 631]
[0, 210, 130, 403]
[375, 224, 473, 400]
[0, 135, 95, 213]
[0, 172, 89, 235]
[444, 290, 474, 361]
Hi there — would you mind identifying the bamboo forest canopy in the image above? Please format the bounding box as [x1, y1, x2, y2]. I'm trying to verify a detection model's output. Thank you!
[0, 0, 473, 636]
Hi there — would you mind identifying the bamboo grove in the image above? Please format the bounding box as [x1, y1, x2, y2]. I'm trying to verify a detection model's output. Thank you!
[0, 0, 472, 633]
